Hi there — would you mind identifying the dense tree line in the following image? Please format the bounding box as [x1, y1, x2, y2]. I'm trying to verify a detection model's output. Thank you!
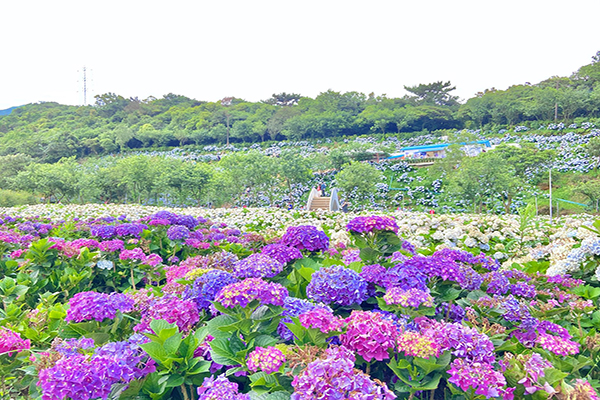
[1, 52, 600, 163]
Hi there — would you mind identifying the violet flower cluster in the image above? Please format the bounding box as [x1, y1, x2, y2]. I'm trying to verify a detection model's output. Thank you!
[261, 243, 303, 264]
[65, 292, 134, 323]
[166, 225, 191, 241]
[447, 358, 510, 399]
[346, 215, 399, 234]
[134, 295, 199, 333]
[37, 339, 154, 400]
[214, 278, 289, 308]
[196, 375, 250, 400]
[280, 225, 329, 252]
[306, 265, 368, 306]
[232, 253, 284, 279]
[290, 346, 396, 400]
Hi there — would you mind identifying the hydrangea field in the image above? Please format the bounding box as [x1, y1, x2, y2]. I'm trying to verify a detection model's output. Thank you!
[3, 204, 600, 400]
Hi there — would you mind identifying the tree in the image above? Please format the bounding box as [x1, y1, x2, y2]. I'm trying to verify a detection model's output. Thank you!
[404, 81, 459, 107]
[576, 179, 600, 211]
[335, 162, 384, 199]
[264, 92, 302, 107]
[449, 153, 524, 213]
[266, 107, 300, 140]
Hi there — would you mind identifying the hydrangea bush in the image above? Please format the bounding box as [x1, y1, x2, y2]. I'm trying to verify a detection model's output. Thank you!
[0, 208, 598, 399]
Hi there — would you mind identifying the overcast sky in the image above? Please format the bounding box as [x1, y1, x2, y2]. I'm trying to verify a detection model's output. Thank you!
[1, 0, 599, 110]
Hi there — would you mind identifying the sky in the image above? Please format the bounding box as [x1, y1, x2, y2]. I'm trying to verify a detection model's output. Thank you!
[1, 0, 600, 110]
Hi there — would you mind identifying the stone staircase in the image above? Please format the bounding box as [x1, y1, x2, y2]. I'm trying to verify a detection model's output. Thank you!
[309, 196, 331, 210]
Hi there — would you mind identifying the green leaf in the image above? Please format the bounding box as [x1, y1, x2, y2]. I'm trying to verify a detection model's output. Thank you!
[254, 335, 278, 348]
[141, 342, 169, 364]
[164, 374, 184, 388]
[544, 368, 568, 386]
[359, 247, 381, 263]
[265, 392, 291, 400]
[411, 373, 442, 391]
[163, 333, 183, 356]
[209, 337, 239, 366]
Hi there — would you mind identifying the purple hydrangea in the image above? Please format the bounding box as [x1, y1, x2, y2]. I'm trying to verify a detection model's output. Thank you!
[38, 339, 154, 400]
[65, 292, 134, 323]
[306, 265, 368, 306]
[214, 278, 289, 308]
[280, 225, 329, 252]
[384, 262, 429, 291]
[447, 358, 509, 399]
[90, 224, 116, 239]
[134, 295, 199, 333]
[166, 225, 191, 241]
[54, 338, 95, 356]
[347, 215, 399, 234]
[196, 375, 250, 400]
[233, 253, 284, 279]
[261, 243, 303, 264]
[115, 223, 148, 238]
[290, 346, 396, 400]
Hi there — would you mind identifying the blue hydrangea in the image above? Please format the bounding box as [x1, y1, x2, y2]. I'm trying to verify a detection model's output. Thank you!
[306, 265, 368, 306]
[188, 270, 238, 310]
[277, 297, 330, 341]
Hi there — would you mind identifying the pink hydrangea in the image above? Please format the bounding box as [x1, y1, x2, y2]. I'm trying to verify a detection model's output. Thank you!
[339, 310, 400, 362]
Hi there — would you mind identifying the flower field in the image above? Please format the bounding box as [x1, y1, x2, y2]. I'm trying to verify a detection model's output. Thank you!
[2, 204, 600, 400]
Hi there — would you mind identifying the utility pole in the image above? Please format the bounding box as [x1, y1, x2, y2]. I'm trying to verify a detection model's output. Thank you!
[549, 169, 553, 224]
[83, 66, 87, 106]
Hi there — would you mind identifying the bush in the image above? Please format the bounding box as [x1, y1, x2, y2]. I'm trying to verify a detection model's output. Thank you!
[0, 189, 38, 207]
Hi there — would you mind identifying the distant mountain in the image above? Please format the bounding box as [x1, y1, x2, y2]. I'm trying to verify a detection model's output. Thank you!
[0, 106, 21, 116]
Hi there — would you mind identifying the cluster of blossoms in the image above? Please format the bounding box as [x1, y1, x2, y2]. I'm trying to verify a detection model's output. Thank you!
[37, 339, 154, 400]
[299, 308, 344, 334]
[214, 278, 288, 308]
[261, 243, 303, 264]
[347, 215, 399, 233]
[185, 270, 238, 310]
[340, 310, 400, 362]
[133, 295, 199, 333]
[396, 331, 441, 358]
[166, 225, 191, 241]
[291, 346, 396, 400]
[447, 358, 511, 399]
[119, 248, 162, 266]
[53, 338, 95, 356]
[246, 346, 286, 374]
[0, 328, 30, 355]
[279, 297, 330, 341]
[384, 287, 434, 308]
[196, 375, 250, 400]
[65, 292, 134, 323]
[510, 352, 554, 394]
[232, 253, 284, 279]
[280, 225, 329, 252]
[306, 265, 368, 306]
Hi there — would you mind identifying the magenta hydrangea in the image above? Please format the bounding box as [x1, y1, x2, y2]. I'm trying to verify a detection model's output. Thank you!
[291, 346, 396, 400]
[299, 307, 344, 334]
[246, 346, 286, 374]
[280, 225, 329, 252]
[339, 310, 400, 362]
[214, 278, 289, 308]
[65, 292, 134, 323]
[0, 328, 30, 355]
